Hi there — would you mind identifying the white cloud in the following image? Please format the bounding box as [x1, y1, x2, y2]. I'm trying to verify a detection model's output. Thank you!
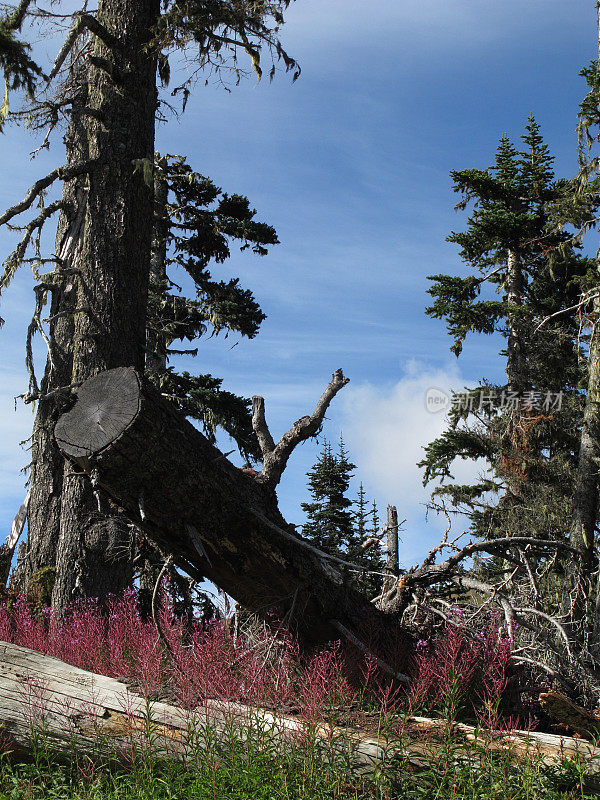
[333, 360, 488, 564]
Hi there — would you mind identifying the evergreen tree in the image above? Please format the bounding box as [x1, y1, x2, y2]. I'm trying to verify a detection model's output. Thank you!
[0, 1, 42, 134]
[420, 118, 593, 575]
[301, 437, 356, 554]
[0, 0, 298, 612]
[301, 438, 384, 597]
[146, 153, 278, 461]
[349, 483, 385, 596]
[553, 32, 600, 636]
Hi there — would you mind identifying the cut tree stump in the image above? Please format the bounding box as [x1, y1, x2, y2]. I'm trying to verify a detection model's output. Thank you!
[0, 641, 597, 785]
[54, 367, 409, 653]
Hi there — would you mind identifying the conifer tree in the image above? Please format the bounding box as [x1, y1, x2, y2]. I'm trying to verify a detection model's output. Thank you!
[146, 153, 278, 461]
[420, 118, 593, 572]
[0, 1, 42, 134]
[0, 0, 298, 612]
[301, 439, 384, 597]
[301, 437, 356, 554]
[553, 16, 600, 637]
[349, 482, 385, 596]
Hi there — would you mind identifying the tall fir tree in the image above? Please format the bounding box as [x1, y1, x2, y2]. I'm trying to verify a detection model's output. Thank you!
[301, 436, 356, 554]
[349, 483, 385, 596]
[420, 118, 593, 585]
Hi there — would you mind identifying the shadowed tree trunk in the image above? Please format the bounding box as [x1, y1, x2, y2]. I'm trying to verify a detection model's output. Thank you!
[50, 0, 160, 613]
[12, 70, 89, 593]
[564, 293, 600, 642]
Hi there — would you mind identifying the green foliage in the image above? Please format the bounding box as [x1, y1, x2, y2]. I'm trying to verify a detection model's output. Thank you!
[147, 154, 278, 460]
[421, 118, 590, 557]
[301, 437, 356, 554]
[0, 7, 43, 132]
[301, 437, 384, 596]
[159, 369, 260, 460]
[151, 0, 300, 89]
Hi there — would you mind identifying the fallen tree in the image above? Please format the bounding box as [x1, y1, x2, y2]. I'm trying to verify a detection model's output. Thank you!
[0, 640, 598, 786]
[54, 366, 410, 660]
[52, 366, 600, 705]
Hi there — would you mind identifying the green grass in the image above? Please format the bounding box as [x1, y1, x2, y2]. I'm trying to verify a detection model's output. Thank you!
[0, 709, 598, 800]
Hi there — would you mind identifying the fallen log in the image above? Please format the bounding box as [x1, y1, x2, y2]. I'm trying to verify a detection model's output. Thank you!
[0, 641, 597, 786]
[539, 690, 600, 739]
[54, 367, 408, 654]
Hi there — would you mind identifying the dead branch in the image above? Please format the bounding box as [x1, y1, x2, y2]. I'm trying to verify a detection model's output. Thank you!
[0, 161, 95, 228]
[48, 12, 124, 83]
[251, 396, 275, 457]
[329, 619, 410, 684]
[253, 369, 350, 489]
[0, 492, 30, 588]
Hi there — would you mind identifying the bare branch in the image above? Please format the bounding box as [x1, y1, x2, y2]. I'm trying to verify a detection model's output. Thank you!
[450, 574, 516, 638]
[1, 201, 65, 290]
[329, 619, 410, 684]
[251, 396, 275, 457]
[0, 491, 30, 588]
[256, 369, 350, 488]
[515, 607, 575, 660]
[0, 161, 95, 228]
[410, 536, 580, 588]
[48, 12, 123, 83]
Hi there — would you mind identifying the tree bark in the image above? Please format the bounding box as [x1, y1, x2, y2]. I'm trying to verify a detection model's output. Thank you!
[54, 367, 412, 652]
[565, 296, 600, 640]
[50, 0, 160, 613]
[382, 506, 399, 595]
[13, 69, 90, 594]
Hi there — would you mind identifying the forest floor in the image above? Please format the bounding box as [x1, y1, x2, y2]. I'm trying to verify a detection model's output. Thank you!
[0, 590, 598, 798]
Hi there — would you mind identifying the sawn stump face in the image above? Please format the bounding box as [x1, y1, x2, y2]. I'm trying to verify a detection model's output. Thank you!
[55, 367, 141, 460]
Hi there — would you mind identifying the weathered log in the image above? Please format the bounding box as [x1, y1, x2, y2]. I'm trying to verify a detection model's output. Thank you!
[539, 690, 600, 739]
[0, 641, 597, 785]
[54, 367, 408, 652]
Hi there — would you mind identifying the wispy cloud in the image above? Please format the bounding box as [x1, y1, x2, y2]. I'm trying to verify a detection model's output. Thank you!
[332, 360, 487, 565]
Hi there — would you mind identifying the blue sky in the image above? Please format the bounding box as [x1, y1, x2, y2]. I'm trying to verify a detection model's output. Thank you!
[0, 0, 595, 569]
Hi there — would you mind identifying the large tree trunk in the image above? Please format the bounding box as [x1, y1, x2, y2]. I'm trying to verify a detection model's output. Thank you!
[54, 367, 411, 653]
[13, 70, 90, 594]
[50, 0, 160, 613]
[564, 293, 600, 643]
[138, 156, 172, 617]
[562, 9, 600, 649]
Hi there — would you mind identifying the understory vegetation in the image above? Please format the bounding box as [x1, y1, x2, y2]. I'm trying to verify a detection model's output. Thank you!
[0, 588, 598, 799]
